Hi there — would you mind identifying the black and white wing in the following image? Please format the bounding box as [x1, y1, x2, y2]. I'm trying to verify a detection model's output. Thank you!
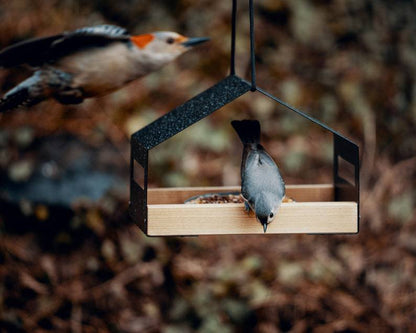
[0, 25, 131, 68]
[0, 34, 64, 68]
[74, 25, 129, 37]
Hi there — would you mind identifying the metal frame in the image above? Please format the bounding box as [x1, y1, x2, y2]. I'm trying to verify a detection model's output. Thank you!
[129, 0, 360, 234]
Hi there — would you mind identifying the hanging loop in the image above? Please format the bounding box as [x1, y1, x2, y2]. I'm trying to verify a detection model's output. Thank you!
[249, 0, 256, 91]
[230, 0, 256, 91]
[230, 0, 237, 75]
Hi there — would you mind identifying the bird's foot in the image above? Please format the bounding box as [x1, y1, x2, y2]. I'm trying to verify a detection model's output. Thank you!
[244, 201, 251, 213]
[54, 89, 84, 105]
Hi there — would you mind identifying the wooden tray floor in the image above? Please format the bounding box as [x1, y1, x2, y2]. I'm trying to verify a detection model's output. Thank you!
[142, 185, 358, 236]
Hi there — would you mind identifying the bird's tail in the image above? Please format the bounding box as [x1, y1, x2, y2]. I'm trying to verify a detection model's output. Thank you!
[231, 119, 261, 144]
[0, 73, 46, 113]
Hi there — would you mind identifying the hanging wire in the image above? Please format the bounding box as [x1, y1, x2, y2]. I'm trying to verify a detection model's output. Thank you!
[219, 0, 352, 140]
[256, 86, 341, 136]
[230, 0, 237, 75]
[249, 0, 256, 91]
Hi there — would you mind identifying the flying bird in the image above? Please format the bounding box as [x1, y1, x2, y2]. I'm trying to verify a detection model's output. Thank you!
[0, 24, 209, 112]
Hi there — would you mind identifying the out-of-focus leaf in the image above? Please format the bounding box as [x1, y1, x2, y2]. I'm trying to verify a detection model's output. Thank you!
[277, 261, 304, 285]
[388, 191, 415, 224]
[222, 298, 251, 324]
[13, 126, 34, 149]
[8, 159, 34, 182]
[101, 239, 116, 263]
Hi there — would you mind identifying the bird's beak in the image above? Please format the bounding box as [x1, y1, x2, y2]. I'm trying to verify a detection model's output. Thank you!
[181, 37, 210, 47]
[263, 223, 268, 233]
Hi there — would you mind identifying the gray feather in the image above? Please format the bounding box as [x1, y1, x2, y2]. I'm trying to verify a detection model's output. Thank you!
[0, 73, 47, 112]
[232, 119, 286, 226]
[0, 69, 75, 112]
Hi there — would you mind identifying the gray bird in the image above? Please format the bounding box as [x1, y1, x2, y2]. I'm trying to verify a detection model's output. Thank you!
[231, 119, 285, 233]
[0, 24, 209, 113]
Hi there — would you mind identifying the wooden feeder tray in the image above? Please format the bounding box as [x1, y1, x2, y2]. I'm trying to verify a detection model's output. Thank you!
[129, 0, 360, 236]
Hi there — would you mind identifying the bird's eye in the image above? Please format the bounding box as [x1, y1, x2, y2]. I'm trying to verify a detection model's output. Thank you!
[269, 213, 274, 219]
[166, 37, 175, 44]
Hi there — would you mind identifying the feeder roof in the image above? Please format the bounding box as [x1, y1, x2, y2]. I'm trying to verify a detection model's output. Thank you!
[131, 75, 251, 151]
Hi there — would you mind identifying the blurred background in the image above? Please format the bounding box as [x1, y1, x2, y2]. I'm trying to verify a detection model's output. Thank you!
[1, 0, 415, 331]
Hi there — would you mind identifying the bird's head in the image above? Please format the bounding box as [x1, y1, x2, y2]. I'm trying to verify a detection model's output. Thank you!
[255, 193, 281, 233]
[130, 31, 209, 69]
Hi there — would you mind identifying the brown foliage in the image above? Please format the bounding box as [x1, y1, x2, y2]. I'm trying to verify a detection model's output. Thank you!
[1, 0, 416, 332]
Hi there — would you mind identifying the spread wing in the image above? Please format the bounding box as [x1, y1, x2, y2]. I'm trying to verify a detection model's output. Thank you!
[0, 34, 64, 68]
[0, 25, 131, 68]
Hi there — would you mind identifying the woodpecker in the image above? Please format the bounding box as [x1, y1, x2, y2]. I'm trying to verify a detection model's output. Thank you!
[0, 25, 209, 113]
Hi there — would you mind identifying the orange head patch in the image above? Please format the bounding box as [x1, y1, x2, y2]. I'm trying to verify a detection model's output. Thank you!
[131, 34, 155, 49]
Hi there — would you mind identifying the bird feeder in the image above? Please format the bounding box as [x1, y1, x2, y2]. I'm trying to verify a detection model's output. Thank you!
[129, 0, 359, 236]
